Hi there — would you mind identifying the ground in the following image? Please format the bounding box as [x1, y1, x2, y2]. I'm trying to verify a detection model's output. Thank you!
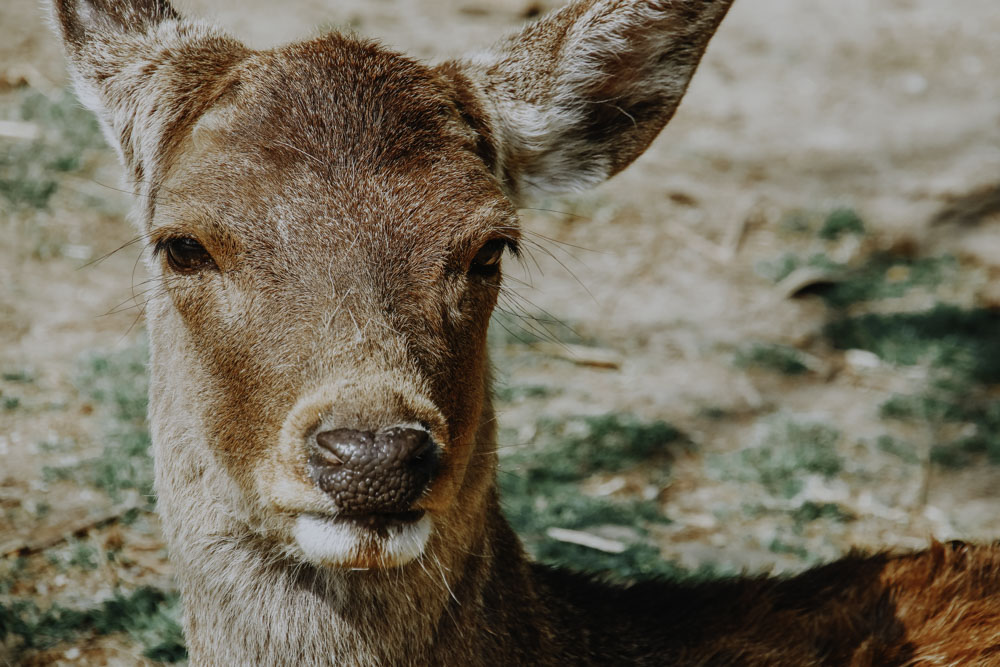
[2, 0, 999, 663]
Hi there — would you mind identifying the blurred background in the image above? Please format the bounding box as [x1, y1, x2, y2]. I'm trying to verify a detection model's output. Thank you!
[2, 0, 999, 663]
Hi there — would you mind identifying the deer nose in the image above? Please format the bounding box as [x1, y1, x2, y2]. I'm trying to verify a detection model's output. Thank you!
[308, 427, 439, 515]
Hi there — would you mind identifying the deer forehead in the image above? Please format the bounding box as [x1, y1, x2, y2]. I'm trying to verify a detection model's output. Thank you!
[154, 34, 518, 273]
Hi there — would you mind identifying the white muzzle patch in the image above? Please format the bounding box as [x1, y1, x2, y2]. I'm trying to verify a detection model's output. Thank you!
[293, 514, 432, 568]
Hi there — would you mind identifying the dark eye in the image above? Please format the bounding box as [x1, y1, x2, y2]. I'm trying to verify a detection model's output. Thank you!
[469, 239, 506, 276]
[163, 237, 216, 273]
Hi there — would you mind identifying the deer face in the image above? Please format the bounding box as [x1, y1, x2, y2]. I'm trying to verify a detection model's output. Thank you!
[136, 37, 517, 568]
[54, 0, 732, 571]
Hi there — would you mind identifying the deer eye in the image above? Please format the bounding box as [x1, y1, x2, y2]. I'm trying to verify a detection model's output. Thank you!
[162, 237, 217, 273]
[469, 239, 507, 276]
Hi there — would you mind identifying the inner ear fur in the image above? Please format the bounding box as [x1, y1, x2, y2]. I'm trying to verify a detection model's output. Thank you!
[51, 0, 246, 201]
[446, 0, 735, 205]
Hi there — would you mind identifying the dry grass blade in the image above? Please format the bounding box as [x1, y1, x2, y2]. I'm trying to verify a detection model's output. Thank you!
[545, 527, 627, 554]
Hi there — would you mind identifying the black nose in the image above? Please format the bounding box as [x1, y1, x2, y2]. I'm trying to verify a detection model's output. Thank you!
[308, 427, 439, 515]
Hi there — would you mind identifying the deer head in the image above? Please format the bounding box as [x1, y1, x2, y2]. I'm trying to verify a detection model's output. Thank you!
[52, 0, 732, 574]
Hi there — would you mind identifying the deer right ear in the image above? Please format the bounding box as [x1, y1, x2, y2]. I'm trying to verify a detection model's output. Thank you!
[446, 0, 734, 206]
[51, 0, 245, 193]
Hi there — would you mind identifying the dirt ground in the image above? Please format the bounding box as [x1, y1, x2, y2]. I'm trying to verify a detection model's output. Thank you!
[2, 0, 999, 663]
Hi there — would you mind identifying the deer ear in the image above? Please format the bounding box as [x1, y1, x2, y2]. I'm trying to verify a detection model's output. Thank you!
[449, 0, 733, 205]
[51, 0, 244, 193]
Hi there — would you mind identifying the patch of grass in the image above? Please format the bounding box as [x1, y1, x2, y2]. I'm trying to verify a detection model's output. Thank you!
[734, 343, 809, 375]
[1, 369, 35, 383]
[760, 250, 953, 307]
[67, 542, 99, 572]
[2, 395, 20, 411]
[825, 305, 1000, 384]
[0, 170, 58, 209]
[852, 307, 1000, 468]
[768, 537, 811, 560]
[0, 586, 185, 662]
[79, 343, 149, 423]
[875, 435, 920, 464]
[0, 558, 28, 595]
[57, 341, 154, 503]
[929, 430, 1000, 468]
[92, 429, 155, 503]
[755, 251, 842, 284]
[0, 89, 105, 209]
[790, 501, 854, 525]
[503, 482, 666, 536]
[937, 402, 1000, 466]
[500, 414, 686, 580]
[778, 210, 816, 235]
[717, 419, 843, 498]
[880, 390, 956, 423]
[816, 254, 955, 308]
[818, 207, 866, 240]
[697, 405, 732, 421]
[495, 384, 557, 402]
[523, 414, 686, 482]
[882, 389, 1000, 468]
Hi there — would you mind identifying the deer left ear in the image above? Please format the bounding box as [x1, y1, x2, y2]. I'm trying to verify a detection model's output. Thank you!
[444, 0, 734, 205]
[50, 0, 246, 192]
[53, 0, 179, 47]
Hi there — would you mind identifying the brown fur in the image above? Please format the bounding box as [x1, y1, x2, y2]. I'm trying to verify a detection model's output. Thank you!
[51, 0, 1000, 664]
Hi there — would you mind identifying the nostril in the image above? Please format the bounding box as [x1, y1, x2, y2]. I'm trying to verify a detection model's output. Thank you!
[315, 428, 371, 466]
[411, 439, 432, 462]
[380, 427, 439, 475]
[380, 426, 430, 459]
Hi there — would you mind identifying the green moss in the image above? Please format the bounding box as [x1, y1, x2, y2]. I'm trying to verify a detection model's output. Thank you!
[0, 558, 28, 596]
[778, 210, 816, 235]
[495, 384, 557, 402]
[79, 344, 149, 423]
[54, 341, 156, 503]
[717, 419, 843, 498]
[921, 411, 1000, 467]
[0, 89, 105, 209]
[816, 254, 955, 308]
[826, 305, 1000, 384]
[67, 542, 99, 571]
[0, 586, 185, 662]
[875, 435, 920, 464]
[790, 501, 854, 525]
[756, 251, 843, 284]
[768, 537, 811, 560]
[1, 370, 35, 383]
[698, 405, 732, 421]
[818, 208, 866, 240]
[500, 414, 687, 580]
[860, 307, 1000, 468]
[734, 343, 809, 375]
[522, 414, 686, 482]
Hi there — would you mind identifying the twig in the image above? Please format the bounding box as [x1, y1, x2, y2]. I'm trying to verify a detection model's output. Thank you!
[531, 342, 623, 369]
[1, 503, 148, 557]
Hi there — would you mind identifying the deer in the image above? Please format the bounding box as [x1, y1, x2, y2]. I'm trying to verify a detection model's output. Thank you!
[51, 0, 1000, 664]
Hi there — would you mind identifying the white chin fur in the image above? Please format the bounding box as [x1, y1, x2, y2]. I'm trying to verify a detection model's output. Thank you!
[294, 514, 432, 568]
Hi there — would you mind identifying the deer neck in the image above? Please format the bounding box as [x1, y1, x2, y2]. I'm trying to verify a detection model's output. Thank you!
[166, 488, 538, 665]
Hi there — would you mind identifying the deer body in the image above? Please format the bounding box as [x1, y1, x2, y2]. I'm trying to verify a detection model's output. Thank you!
[52, 0, 1000, 664]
